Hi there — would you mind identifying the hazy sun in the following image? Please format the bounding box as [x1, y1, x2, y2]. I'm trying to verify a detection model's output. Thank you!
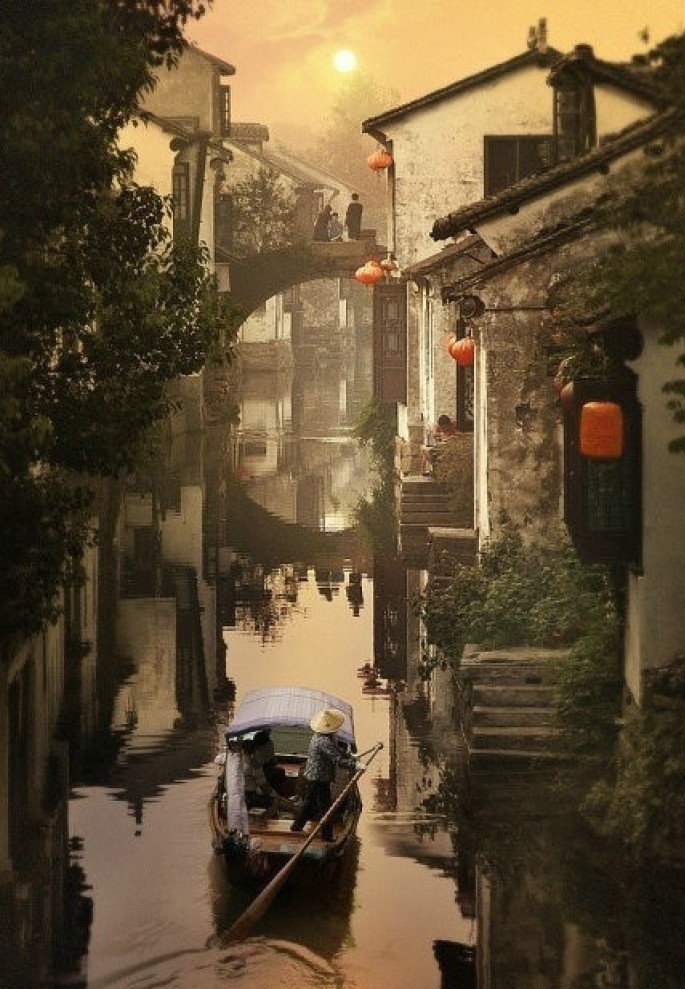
[333, 49, 357, 73]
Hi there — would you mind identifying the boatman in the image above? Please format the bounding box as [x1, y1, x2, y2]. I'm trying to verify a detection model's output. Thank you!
[290, 707, 364, 841]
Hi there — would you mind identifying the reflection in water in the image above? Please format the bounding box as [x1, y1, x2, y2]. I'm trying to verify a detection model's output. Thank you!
[5, 280, 685, 988]
[209, 837, 360, 961]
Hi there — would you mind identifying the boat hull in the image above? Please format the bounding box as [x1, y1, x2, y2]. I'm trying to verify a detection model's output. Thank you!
[208, 777, 362, 885]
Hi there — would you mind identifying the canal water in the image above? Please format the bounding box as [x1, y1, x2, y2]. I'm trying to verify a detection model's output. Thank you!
[53, 282, 685, 989]
[62, 291, 474, 989]
[67, 576, 471, 989]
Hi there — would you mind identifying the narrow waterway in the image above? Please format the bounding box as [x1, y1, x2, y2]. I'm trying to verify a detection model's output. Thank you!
[53, 290, 685, 989]
[68, 573, 472, 989]
[61, 301, 474, 989]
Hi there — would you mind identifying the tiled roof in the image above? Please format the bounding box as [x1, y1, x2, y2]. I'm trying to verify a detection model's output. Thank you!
[230, 122, 270, 144]
[362, 48, 562, 134]
[547, 45, 661, 103]
[404, 234, 489, 277]
[431, 108, 681, 241]
[440, 217, 593, 301]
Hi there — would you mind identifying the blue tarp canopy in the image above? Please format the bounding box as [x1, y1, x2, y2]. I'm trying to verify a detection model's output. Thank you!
[226, 685, 355, 746]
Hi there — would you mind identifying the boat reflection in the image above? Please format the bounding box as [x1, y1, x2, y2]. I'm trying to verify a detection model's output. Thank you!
[209, 834, 360, 962]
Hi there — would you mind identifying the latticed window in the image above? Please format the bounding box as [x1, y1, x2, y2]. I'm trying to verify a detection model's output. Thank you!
[554, 78, 596, 161]
[219, 85, 231, 137]
[172, 162, 191, 239]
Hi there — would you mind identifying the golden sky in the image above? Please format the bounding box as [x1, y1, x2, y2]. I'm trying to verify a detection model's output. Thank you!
[188, 0, 685, 140]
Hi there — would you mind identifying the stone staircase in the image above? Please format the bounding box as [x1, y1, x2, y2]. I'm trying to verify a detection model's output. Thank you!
[399, 477, 460, 567]
[458, 647, 568, 769]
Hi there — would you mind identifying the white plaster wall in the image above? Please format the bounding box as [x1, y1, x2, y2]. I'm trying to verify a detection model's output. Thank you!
[624, 328, 685, 700]
[595, 85, 654, 138]
[386, 64, 555, 268]
[199, 152, 216, 259]
[143, 48, 217, 133]
[474, 346, 490, 542]
[120, 119, 175, 197]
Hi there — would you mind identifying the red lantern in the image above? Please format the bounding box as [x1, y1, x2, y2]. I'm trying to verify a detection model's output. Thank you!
[367, 148, 393, 171]
[579, 401, 624, 459]
[450, 337, 475, 367]
[445, 335, 458, 355]
[355, 260, 384, 285]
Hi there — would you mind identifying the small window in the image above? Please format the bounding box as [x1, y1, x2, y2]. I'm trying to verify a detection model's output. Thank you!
[484, 136, 554, 196]
[172, 162, 191, 238]
[219, 85, 231, 137]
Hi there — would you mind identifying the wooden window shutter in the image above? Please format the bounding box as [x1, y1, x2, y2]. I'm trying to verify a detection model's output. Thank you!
[172, 161, 191, 240]
[373, 281, 407, 403]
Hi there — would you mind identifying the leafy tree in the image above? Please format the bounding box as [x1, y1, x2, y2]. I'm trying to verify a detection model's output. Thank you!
[0, 0, 230, 647]
[558, 32, 685, 451]
[222, 167, 296, 255]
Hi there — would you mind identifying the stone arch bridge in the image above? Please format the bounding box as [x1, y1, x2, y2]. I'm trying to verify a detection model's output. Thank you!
[216, 233, 386, 319]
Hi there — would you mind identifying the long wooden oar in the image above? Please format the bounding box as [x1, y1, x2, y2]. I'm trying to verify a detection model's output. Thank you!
[224, 741, 383, 943]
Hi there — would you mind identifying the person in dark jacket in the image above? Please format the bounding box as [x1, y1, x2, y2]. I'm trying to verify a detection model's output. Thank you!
[313, 204, 332, 241]
[345, 193, 363, 239]
[290, 708, 363, 841]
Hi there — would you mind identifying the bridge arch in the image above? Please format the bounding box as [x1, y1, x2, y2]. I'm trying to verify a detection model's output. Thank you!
[218, 235, 386, 320]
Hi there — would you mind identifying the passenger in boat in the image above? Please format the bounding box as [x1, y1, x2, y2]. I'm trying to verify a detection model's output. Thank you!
[242, 737, 279, 812]
[290, 708, 364, 841]
[252, 729, 289, 796]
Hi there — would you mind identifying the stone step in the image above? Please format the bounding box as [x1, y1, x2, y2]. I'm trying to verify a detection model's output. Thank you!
[469, 747, 570, 769]
[470, 725, 561, 752]
[400, 498, 453, 511]
[461, 663, 554, 687]
[401, 512, 459, 525]
[401, 478, 450, 491]
[473, 684, 556, 707]
[472, 705, 555, 728]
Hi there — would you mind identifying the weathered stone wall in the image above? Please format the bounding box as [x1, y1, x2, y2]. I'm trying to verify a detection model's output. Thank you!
[472, 252, 563, 539]
[625, 323, 685, 694]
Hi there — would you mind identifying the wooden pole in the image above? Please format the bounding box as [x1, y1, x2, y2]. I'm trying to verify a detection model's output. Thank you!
[224, 741, 383, 943]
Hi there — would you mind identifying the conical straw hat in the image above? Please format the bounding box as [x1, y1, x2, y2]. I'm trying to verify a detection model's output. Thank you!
[310, 708, 345, 734]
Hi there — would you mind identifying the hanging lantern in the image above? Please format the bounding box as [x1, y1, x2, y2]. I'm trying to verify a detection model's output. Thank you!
[450, 336, 475, 367]
[355, 260, 384, 285]
[445, 335, 458, 355]
[367, 148, 393, 171]
[579, 401, 624, 459]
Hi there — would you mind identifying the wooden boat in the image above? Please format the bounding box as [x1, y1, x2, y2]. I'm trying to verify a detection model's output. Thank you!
[209, 685, 363, 884]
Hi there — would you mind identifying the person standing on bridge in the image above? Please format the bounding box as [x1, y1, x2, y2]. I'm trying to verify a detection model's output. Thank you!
[345, 193, 363, 240]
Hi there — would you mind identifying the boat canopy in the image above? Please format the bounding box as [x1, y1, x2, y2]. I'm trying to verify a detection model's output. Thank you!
[226, 686, 355, 746]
